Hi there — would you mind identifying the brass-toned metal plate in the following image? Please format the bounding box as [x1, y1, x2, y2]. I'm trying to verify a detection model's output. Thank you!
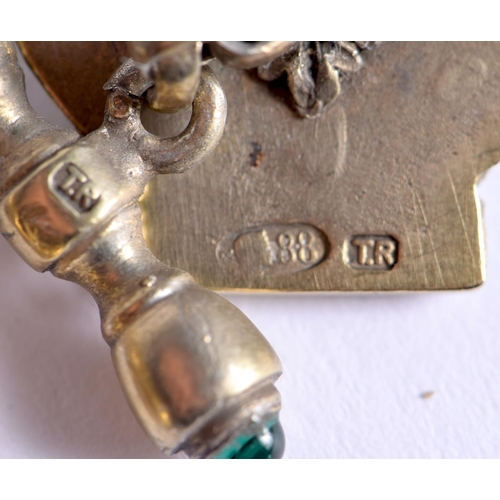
[20, 42, 500, 291]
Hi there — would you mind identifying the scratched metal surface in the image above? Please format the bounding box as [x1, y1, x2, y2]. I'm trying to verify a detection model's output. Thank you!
[2, 169, 500, 458]
[2, 43, 500, 459]
[141, 42, 500, 291]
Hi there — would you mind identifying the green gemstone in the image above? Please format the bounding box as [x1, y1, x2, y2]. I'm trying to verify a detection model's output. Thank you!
[224, 421, 285, 459]
[213, 418, 285, 459]
[231, 434, 274, 459]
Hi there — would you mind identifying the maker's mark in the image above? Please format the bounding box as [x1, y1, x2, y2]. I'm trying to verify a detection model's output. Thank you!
[346, 235, 398, 271]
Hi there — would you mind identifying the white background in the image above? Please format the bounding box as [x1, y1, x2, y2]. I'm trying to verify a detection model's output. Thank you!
[1, 47, 500, 459]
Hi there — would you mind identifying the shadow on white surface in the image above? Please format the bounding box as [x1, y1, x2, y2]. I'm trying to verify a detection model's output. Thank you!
[0, 239, 167, 458]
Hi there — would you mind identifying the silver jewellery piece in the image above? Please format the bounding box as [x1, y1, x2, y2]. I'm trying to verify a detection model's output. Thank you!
[133, 41, 378, 118]
[6, 40, 500, 458]
[257, 41, 380, 117]
[0, 42, 284, 459]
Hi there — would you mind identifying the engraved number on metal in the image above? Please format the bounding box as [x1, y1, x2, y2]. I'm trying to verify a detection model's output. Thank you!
[216, 223, 327, 276]
[276, 231, 312, 265]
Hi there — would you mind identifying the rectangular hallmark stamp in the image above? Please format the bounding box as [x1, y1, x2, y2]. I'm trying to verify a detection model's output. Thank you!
[53, 163, 101, 213]
[346, 235, 398, 271]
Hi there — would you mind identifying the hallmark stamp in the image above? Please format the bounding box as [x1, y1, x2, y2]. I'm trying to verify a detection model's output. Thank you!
[347, 235, 398, 270]
[53, 163, 101, 212]
[273, 231, 314, 265]
[216, 223, 328, 276]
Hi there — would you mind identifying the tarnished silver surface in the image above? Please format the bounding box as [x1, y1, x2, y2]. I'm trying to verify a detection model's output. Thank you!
[208, 41, 296, 69]
[127, 41, 203, 114]
[0, 42, 282, 458]
[4, 40, 500, 462]
[258, 41, 379, 118]
[16, 42, 500, 293]
[142, 42, 500, 292]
